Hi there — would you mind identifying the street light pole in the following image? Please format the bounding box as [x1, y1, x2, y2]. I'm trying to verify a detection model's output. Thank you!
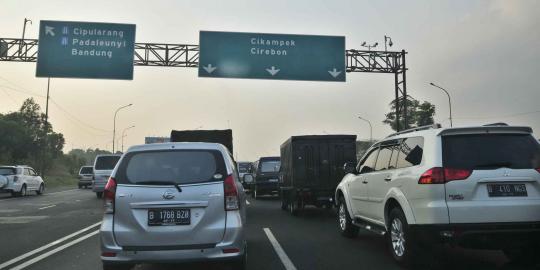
[112, 103, 132, 153]
[429, 82, 453, 127]
[20, 18, 32, 56]
[357, 116, 373, 143]
[121, 125, 135, 152]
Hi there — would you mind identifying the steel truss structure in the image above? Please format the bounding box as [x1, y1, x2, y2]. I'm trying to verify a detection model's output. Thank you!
[0, 38, 408, 130]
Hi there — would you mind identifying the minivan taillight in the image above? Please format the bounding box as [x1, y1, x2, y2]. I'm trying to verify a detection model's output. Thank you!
[104, 177, 117, 214]
[224, 175, 239, 211]
[418, 167, 472, 184]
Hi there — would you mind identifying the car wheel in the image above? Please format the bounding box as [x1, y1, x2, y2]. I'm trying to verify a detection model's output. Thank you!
[102, 263, 134, 270]
[18, 184, 27, 197]
[253, 188, 259, 200]
[387, 207, 417, 267]
[337, 197, 358, 238]
[96, 192, 103, 199]
[280, 192, 288, 210]
[36, 184, 44, 195]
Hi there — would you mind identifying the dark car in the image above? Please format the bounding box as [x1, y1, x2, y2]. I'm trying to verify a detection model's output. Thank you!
[249, 157, 280, 199]
[237, 162, 252, 190]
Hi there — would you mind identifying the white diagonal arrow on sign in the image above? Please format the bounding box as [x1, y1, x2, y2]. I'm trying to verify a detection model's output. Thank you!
[203, 64, 217, 74]
[45, 26, 55, 36]
[266, 66, 280, 76]
[328, 68, 341, 78]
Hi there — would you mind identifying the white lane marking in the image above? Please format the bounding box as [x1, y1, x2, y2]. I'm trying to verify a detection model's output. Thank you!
[0, 189, 79, 202]
[263, 228, 297, 270]
[9, 230, 99, 270]
[38, 205, 56, 210]
[0, 216, 48, 224]
[246, 200, 250, 205]
[0, 222, 101, 269]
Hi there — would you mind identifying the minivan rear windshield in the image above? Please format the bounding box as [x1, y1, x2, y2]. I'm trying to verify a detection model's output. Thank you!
[238, 163, 250, 173]
[0, 167, 16, 175]
[443, 134, 540, 170]
[115, 150, 227, 185]
[261, 160, 280, 173]
[80, 167, 93, 174]
[95, 156, 121, 170]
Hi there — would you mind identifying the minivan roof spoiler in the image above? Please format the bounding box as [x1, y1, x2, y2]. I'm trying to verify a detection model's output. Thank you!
[386, 124, 442, 138]
[438, 126, 532, 136]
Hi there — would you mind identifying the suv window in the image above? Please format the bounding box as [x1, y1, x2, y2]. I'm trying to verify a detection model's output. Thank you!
[260, 160, 280, 173]
[375, 146, 392, 171]
[115, 150, 227, 185]
[24, 168, 31, 176]
[95, 156, 121, 170]
[358, 147, 379, 174]
[0, 167, 16, 175]
[238, 163, 251, 173]
[443, 134, 540, 170]
[396, 137, 424, 168]
[29, 169, 37, 176]
[80, 167, 93, 174]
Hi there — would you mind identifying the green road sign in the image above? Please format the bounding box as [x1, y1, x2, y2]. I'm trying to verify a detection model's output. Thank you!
[199, 31, 345, 82]
[36, 20, 136, 80]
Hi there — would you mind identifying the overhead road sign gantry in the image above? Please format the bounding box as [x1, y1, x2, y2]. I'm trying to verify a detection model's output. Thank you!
[36, 20, 136, 80]
[198, 31, 345, 82]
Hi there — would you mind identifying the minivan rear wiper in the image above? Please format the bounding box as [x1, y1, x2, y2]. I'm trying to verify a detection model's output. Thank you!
[135, 181, 182, 192]
[474, 162, 513, 169]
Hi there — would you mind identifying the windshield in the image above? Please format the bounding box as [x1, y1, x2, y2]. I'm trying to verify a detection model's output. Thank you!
[443, 134, 540, 170]
[116, 150, 226, 185]
[94, 156, 121, 170]
[0, 167, 16, 175]
[79, 167, 93, 174]
[260, 160, 280, 173]
[238, 162, 251, 173]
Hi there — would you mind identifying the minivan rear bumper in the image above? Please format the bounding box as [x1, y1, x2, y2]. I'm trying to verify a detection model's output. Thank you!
[410, 222, 540, 250]
[100, 211, 246, 264]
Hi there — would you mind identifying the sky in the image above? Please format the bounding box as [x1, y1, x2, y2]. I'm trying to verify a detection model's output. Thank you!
[0, 0, 539, 161]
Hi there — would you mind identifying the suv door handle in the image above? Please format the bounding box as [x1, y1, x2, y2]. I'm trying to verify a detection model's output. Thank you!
[384, 176, 392, 182]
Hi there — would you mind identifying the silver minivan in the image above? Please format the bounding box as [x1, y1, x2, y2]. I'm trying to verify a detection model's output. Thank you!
[92, 154, 122, 198]
[100, 142, 247, 270]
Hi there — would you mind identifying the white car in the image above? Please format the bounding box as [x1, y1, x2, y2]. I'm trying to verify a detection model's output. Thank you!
[0, 165, 45, 197]
[335, 124, 540, 266]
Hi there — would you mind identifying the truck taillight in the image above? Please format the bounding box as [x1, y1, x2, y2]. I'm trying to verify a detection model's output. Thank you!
[104, 177, 117, 214]
[224, 175, 239, 211]
[418, 167, 472, 184]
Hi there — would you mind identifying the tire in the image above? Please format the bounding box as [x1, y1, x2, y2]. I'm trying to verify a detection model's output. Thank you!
[102, 263, 134, 270]
[337, 197, 358, 238]
[36, 184, 44, 195]
[96, 192, 103, 199]
[289, 198, 299, 216]
[17, 184, 27, 197]
[387, 207, 417, 267]
[253, 188, 259, 200]
[280, 192, 288, 210]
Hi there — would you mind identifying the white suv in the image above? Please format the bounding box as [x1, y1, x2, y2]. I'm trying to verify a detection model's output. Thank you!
[0, 165, 45, 197]
[335, 124, 540, 266]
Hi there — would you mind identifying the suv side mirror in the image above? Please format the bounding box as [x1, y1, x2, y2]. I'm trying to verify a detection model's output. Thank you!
[243, 174, 254, 183]
[343, 162, 357, 174]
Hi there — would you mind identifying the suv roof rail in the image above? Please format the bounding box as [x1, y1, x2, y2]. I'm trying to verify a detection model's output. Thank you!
[386, 123, 442, 138]
[482, 122, 509, 127]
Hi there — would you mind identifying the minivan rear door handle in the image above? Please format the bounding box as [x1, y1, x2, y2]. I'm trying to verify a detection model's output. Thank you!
[384, 176, 392, 181]
[362, 180, 368, 184]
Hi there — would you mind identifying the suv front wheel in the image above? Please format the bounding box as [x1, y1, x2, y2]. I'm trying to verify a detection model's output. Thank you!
[387, 207, 417, 267]
[337, 197, 358, 238]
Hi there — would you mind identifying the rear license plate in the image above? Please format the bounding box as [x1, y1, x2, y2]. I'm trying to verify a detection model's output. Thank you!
[148, 209, 190, 226]
[487, 184, 527, 197]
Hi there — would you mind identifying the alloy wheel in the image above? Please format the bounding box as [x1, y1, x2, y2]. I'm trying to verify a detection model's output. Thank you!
[390, 218, 406, 257]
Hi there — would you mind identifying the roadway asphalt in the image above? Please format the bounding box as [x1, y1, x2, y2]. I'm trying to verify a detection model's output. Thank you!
[0, 189, 538, 270]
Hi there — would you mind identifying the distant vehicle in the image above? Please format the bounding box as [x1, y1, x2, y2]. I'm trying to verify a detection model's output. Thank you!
[237, 162, 252, 190]
[246, 157, 280, 199]
[280, 135, 357, 215]
[336, 124, 540, 266]
[0, 165, 44, 197]
[78, 166, 94, 189]
[100, 142, 246, 270]
[92, 155, 121, 198]
[170, 129, 233, 153]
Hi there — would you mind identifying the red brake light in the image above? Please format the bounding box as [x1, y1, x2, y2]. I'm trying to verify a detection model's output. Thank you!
[224, 175, 239, 211]
[419, 167, 472, 184]
[104, 177, 117, 214]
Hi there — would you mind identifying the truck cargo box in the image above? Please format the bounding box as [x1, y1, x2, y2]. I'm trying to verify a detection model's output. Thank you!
[279, 135, 357, 214]
[170, 129, 233, 153]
